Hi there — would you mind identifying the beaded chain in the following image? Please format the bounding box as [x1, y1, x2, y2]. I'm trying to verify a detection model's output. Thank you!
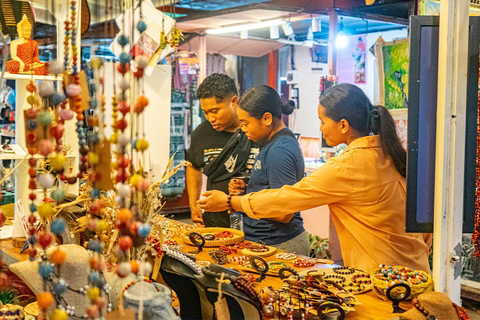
[472, 65, 480, 257]
[411, 297, 435, 319]
[333, 266, 355, 275]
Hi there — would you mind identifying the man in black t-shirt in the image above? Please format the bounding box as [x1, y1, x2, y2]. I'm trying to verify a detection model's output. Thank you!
[186, 74, 259, 227]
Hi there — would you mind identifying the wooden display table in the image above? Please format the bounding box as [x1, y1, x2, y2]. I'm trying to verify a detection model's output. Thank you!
[0, 220, 412, 319]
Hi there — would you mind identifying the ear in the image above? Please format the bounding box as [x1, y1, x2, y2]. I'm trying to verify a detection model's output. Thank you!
[263, 113, 273, 126]
[231, 95, 239, 106]
[339, 119, 350, 134]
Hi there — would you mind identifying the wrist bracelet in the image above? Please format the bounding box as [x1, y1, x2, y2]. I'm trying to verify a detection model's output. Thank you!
[227, 194, 233, 212]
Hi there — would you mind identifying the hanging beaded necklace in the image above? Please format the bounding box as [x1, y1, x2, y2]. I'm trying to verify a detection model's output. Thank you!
[472, 65, 480, 257]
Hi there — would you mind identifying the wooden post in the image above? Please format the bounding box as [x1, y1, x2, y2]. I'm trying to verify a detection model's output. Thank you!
[432, 0, 469, 304]
[328, 9, 338, 76]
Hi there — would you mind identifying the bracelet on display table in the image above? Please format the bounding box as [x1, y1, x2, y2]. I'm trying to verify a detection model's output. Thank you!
[278, 267, 298, 280]
[188, 232, 205, 254]
[249, 256, 269, 283]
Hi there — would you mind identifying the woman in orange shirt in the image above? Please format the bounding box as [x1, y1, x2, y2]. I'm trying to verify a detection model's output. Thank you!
[198, 83, 431, 274]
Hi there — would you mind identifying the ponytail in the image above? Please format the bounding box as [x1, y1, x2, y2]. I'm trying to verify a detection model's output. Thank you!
[370, 105, 407, 177]
[320, 83, 406, 177]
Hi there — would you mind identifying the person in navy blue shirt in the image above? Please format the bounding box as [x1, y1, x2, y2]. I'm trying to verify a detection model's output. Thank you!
[226, 85, 309, 255]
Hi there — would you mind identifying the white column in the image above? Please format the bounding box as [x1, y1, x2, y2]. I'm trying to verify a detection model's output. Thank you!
[198, 34, 207, 85]
[327, 9, 338, 76]
[432, 0, 469, 304]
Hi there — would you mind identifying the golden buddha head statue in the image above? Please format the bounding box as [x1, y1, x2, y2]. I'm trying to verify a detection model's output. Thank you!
[17, 15, 32, 40]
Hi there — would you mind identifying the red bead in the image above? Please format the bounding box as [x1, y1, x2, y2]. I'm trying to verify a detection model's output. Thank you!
[29, 179, 37, 190]
[27, 132, 37, 144]
[117, 157, 129, 168]
[28, 215, 37, 224]
[118, 236, 133, 251]
[26, 82, 36, 93]
[117, 63, 130, 74]
[116, 119, 128, 131]
[29, 193, 37, 201]
[129, 221, 141, 235]
[28, 225, 37, 235]
[133, 69, 143, 78]
[29, 248, 37, 258]
[38, 232, 53, 248]
[118, 101, 130, 115]
[29, 158, 37, 166]
[29, 167, 37, 178]
[25, 108, 38, 118]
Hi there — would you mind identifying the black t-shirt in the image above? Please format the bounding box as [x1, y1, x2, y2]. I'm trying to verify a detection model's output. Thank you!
[187, 121, 260, 194]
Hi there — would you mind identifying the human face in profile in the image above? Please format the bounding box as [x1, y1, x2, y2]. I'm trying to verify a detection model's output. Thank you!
[201, 95, 239, 132]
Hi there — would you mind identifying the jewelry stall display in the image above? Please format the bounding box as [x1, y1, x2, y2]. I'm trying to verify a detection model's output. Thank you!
[371, 265, 433, 300]
[320, 267, 372, 294]
[275, 271, 358, 319]
[183, 227, 244, 247]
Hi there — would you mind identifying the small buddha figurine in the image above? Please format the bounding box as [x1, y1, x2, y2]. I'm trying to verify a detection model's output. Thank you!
[7, 15, 48, 75]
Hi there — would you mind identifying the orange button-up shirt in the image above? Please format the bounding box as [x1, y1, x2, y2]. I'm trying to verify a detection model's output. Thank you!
[240, 135, 431, 273]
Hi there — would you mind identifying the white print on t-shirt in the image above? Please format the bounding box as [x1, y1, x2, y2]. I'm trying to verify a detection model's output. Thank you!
[254, 160, 262, 171]
[225, 154, 238, 173]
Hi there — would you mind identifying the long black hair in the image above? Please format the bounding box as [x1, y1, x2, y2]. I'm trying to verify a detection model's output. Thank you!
[239, 85, 295, 119]
[319, 83, 407, 177]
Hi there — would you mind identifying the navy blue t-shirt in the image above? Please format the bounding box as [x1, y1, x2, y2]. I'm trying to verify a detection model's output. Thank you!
[243, 128, 306, 245]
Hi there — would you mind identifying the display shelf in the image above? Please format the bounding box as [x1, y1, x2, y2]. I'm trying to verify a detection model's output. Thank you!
[0, 144, 26, 160]
[2, 73, 59, 81]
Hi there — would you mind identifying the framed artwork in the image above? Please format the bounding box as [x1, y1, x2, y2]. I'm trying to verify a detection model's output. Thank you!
[389, 108, 408, 150]
[376, 37, 409, 109]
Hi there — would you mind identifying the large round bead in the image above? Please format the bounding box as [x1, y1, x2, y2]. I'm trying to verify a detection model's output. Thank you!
[38, 173, 54, 189]
[50, 217, 66, 234]
[66, 83, 82, 97]
[38, 81, 55, 98]
[38, 262, 54, 279]
[37, 202, 55, 219]
[37, 292, 54, 308]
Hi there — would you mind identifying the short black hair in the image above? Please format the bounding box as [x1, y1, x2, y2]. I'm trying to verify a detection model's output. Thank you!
[196, 73, 237, 101]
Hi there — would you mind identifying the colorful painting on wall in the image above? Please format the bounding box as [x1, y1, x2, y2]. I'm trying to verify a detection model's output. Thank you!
[337, 34, 367, 85]
[353, 36, 366, 84]
[382, 39, 409, 109]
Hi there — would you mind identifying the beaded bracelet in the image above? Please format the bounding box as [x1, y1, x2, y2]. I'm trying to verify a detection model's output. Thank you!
[333, 266, 355, 275]
[276, 253, 297, 260]
[351, 274, 371, 284]
[323, 274, 346, 284]
[122, 278, 159, 295]
[226, 194, 233, 212]
[293, 259, 316, 268]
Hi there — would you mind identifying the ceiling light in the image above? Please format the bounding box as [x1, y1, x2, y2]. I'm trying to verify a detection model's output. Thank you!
[336, 17, 348, 49]
[206, 19, 286, 35]
[240, 30, 249, 39]
[282, 22, 294, 36]
[270, 25, 279, 39]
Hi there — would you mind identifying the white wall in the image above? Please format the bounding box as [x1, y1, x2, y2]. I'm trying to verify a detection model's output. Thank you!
[103, 63, 172, 181]
[291, 28, 408, 137]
